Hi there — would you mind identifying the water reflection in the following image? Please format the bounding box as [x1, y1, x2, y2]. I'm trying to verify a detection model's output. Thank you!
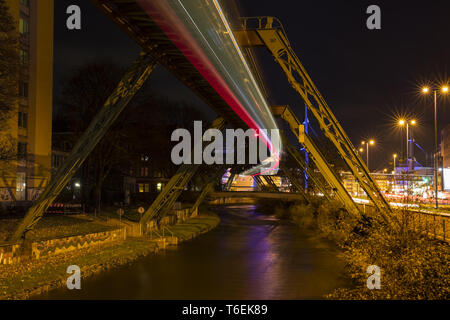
[35, 205, 348, 300]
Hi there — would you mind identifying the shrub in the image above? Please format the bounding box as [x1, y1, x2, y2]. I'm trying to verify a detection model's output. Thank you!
[284, 198, 449, 299]
[288, 203, 316, 228]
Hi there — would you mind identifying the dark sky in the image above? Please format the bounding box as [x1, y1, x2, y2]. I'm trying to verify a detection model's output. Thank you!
[54, 0, 450, 171]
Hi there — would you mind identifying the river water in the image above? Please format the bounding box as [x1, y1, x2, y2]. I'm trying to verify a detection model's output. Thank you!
[36, 205, 349, 299]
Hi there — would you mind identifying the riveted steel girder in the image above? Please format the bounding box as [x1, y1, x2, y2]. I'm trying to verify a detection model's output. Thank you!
[10, 53, 156, 242]
[235, 17, 393, 224]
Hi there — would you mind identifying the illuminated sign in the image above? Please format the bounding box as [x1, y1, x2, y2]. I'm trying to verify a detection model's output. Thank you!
[444, 168, 450, 191]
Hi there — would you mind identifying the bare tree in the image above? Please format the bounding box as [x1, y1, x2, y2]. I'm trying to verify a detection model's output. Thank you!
[0, 0, 19, 160]
[56, 61, 134, 212]
[56, 60, 210, 210]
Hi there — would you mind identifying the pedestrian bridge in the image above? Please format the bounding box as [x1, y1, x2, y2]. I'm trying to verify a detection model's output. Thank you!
[210, 192, 305, 201]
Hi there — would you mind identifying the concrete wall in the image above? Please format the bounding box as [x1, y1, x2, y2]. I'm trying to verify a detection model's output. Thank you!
[144, 208, 191, 233]
[0, 243, 22, 265]
[0, 228, 126, 265]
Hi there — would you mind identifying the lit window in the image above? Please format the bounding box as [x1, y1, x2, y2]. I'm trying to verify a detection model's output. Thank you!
[157, 183, 162, 192]
[145, 184, 150, 193]
[16, 173, 26, 192]
[19, 18, 29, 35]
[19, 49, 29, 65]
[138, 183, 144, 193]
[16, 172, 26, 201]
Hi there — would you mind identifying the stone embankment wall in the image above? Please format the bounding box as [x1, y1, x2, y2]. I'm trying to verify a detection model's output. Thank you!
[0, 228, 126, 265]
[1, 207, 195, 265]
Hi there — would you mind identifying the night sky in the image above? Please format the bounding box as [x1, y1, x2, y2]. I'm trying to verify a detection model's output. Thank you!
[53, 0, 450, 171]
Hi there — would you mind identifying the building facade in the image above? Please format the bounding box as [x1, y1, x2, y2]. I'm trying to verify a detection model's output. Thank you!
[441, 124, 450, 191]
[0, 0, 53, 205]
[441, 124, 450, 169]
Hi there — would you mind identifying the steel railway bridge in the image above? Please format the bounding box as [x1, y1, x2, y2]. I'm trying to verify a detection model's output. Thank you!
[9, 0, 395, 242]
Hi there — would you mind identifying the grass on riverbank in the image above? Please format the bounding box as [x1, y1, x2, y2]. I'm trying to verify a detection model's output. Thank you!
[0, 213, 220, 300]
[0, 215, 115, 243]
[280, 199, 450, 299]
[0, 237, 158, 300]
[167, 215, 220, 241]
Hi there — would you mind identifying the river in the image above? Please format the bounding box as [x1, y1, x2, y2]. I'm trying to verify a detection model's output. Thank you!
[35, 204, 349, 299]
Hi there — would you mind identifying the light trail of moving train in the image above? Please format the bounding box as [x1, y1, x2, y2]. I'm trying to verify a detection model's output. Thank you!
[137, 0, 281, 175]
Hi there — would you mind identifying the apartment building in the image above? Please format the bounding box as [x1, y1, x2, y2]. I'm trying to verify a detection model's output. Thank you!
[0, 0, 53, 205]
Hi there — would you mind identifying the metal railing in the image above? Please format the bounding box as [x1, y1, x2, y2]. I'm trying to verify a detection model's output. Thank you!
[358, 203, 449, 242]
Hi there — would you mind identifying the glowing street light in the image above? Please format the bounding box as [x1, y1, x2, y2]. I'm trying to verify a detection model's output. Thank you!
[398, 119, 417, 172]
[422, 84, 449, 209]
[361, 139, 375, 171]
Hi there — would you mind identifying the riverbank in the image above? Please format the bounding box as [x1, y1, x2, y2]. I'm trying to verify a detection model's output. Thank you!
[280, 199, 450, 299]
[0, 213, 220, 300]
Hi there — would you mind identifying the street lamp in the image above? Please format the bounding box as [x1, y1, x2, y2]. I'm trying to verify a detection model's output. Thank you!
[422, 85, 449, 209]
[361, 139, 375, 171]
[393, 153, 397, 171]
[393, 153, 398, 193]
[398, 119, 417, 172]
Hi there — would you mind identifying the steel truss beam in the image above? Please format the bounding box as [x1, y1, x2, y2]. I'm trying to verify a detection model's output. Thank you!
[280, 167, 309, 203]
[189, 182, 215, 218]
[262, 176, 279, 191]
[9, 53, 156, 242]
[253, 175, 277, 192]
[224, 171, 236, 191]
[189, 166, 227, 217]
[90, 0, 247, 129]
[235, 17, 392, 223]
[298, 125, 360, 215]
[273, 105, 359, 215]
[140, 118, 226, 229]
[281, 133, 331, 201]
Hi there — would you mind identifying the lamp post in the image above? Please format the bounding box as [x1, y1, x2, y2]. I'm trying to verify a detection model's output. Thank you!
[393, 153, 397, 194]
[361, 140, 375, 171]
[393, 153, 397, 172]
[398, 119, 416, 173]
[422, 85, 449, 209]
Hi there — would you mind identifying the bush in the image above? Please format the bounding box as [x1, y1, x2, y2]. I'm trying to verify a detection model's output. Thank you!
[288, 203, 316, 228]
[284, 198, 449, 299]
[327, 218, 449, 299]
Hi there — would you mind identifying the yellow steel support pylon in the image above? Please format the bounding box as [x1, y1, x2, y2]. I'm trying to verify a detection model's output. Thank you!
[273, 106, 359, 215]
[235, 17, 392, 224]
[10, 53, 157, 242]
[140, 118, 226, 230]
